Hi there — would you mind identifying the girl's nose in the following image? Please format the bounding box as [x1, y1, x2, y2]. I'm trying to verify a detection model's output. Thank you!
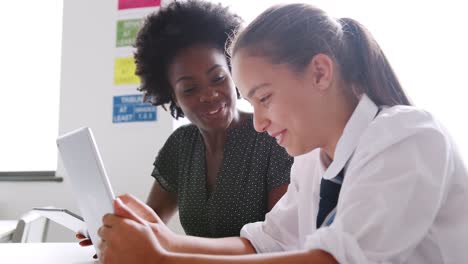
[253, 109, 269, 133]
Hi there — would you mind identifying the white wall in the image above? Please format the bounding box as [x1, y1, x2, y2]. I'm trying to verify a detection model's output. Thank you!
[0, 0, 183, 241]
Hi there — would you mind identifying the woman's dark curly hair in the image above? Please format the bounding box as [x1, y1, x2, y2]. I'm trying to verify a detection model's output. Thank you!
[134, 0, 242, 119]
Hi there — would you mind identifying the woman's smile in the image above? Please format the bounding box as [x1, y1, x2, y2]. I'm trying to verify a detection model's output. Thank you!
[201, 103, 227, 120]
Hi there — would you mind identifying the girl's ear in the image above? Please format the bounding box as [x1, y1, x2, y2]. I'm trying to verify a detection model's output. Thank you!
[305, 53, 334, 92]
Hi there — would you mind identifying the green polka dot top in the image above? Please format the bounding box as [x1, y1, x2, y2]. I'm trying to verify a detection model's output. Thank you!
[151, 116, 293, 237]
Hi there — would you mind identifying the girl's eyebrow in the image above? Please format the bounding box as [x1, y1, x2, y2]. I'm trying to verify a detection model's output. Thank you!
[247, 83, 271, 99]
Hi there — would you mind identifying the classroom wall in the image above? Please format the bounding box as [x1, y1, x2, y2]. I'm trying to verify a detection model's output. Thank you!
[0, 0, 184, 241]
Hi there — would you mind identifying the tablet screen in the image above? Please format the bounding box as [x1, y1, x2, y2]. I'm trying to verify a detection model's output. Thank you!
[57, 127, 115, 255]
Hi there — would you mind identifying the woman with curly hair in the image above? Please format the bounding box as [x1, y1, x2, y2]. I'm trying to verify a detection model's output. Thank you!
[130, 0, 292, 238]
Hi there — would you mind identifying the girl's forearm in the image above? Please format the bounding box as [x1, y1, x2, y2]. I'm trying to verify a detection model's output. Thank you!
[164, 249, 338, 264]
[170, 235, 256, 255]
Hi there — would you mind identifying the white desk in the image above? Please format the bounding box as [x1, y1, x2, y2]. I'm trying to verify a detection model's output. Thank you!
[0, 243, 97, 263]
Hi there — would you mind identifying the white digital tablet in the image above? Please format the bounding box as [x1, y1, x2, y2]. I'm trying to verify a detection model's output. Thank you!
[57, 127, 115, 255]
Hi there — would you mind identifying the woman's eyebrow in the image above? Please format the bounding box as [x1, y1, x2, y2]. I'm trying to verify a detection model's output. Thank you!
[206, 64, 223, 75]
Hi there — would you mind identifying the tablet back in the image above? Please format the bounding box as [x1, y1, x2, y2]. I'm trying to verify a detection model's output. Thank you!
[57, 127, 115, 254]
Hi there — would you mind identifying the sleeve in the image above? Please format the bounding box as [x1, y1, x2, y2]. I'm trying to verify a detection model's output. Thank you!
[241, 157, 303, 253]
[151, 127, 186, 193]
[304, 112, 453, 263]
[265, 137, 293, 191]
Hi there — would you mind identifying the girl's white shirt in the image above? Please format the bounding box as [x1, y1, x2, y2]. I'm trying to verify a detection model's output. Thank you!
[241, 94, 468, 263]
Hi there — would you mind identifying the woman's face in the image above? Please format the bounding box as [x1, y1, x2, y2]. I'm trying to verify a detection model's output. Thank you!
[232, 50, 332, 156]
[168, 44, 238, 132]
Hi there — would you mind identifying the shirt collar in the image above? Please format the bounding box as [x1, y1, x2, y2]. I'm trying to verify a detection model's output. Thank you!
[322, 94, 379, 180]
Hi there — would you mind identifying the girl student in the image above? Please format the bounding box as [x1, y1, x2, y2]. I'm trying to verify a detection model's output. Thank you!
[98, 3, 468, 263]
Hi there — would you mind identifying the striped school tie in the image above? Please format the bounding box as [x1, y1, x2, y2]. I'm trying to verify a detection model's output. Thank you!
[316, 169, 344, 228]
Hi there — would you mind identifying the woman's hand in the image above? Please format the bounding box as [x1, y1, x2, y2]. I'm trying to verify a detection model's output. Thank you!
[75, 233, 92, 245]
[98, 197, 168, 264]
[76, 232, 97, 259]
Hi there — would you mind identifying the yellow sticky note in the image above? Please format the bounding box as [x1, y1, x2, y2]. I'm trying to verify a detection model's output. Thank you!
[114, 57, 139, 85]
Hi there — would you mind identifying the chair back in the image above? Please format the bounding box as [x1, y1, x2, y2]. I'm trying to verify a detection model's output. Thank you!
[11, 211, 49, 243]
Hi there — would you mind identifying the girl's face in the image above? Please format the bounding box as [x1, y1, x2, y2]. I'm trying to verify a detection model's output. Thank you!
[232, 50, 335, 157]
[168, 44, 238, 132]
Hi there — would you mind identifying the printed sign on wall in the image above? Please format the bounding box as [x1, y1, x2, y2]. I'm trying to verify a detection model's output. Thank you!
[113, 95, 157, 123]
[118, 0, 161, 10]
[114, 57, 139, 85]
[116, 19, 143, 47]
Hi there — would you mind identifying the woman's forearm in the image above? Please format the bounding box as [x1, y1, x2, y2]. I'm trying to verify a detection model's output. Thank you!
[146, 182, 178, 224]
[171, 235, 256, 255]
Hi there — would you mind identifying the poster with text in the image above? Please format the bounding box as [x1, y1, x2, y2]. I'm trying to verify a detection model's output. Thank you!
[118, 0, 161, 10]
[113, 94, 157, 123]
[114, 57, 139, 85]
[116, 19, 143, 47]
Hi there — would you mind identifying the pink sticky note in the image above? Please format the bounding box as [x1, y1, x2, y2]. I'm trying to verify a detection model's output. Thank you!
[118, 0, 161, 10]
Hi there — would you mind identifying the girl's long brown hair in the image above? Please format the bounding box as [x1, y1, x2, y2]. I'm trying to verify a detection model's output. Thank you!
[230, 4, 411, 106]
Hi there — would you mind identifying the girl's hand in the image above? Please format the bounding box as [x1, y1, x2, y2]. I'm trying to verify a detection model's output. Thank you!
[116, 193, 180, 251]
[98, 197, 168, 264]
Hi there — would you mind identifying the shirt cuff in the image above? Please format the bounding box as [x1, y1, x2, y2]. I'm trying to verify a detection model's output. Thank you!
[304, 222, 376, 264]
[240, 221, 284, 253]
